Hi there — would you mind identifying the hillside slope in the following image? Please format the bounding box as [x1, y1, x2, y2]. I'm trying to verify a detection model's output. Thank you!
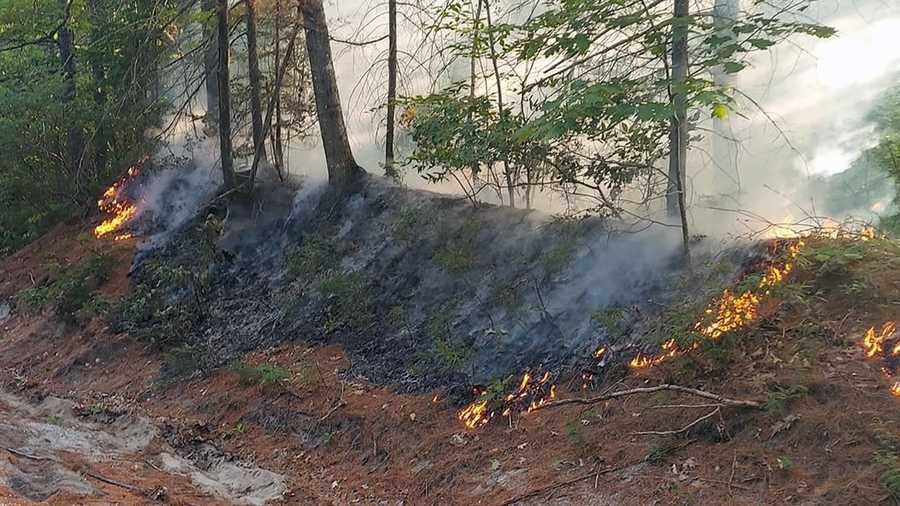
[0, 181, 899, 504]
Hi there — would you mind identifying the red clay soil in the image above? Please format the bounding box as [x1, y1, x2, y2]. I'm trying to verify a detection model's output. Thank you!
[0, 225, 898, 505]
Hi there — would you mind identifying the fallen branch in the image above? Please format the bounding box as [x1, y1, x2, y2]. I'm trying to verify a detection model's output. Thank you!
[531, 384, 763, 412]
[4, 447, 53, 462]
[633, 407, 721, 436]
[83, 470, 141, 493]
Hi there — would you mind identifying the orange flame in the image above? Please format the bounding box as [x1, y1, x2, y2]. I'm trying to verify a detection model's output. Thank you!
[859, 322, 900, 398]
[630, 240, 804, 370]
[94, 166, 140, 239]
[457, 370, 557, 428]
[862, 322, 896, 358]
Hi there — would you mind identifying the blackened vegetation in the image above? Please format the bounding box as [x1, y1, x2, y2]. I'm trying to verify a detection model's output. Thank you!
[117, 176, 728, 395]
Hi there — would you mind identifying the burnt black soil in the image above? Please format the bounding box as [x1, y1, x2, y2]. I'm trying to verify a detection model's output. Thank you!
[122, 175, 752, 396]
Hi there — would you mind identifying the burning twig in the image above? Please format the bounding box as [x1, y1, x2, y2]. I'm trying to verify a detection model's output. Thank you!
[529, 383, 763, 412]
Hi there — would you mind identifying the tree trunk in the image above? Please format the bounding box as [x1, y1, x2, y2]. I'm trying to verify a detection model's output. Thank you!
[484, 0, 515, 208]
[57, 0, 83, 185]
[216, 0, 235, 189]
[667, 0, 690, 263]
[88, 0, 108, 175]
[273, 0, 285, 176]
[203, 0, 219, 129]
[384, 0, 398, 179]
[300, 0, 363, 190]
[246, 0, 267, 164]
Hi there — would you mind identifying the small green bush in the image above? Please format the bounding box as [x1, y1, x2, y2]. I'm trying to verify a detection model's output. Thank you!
[17, 253, 113, 324]
[318, 272, 373, 332]
[287, 235, 335, 278]
[875, 452, 900, 499]
[233, 361, 291, 388]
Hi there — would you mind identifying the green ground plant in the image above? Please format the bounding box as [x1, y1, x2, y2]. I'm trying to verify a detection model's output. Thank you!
[18, 253, 113, 324]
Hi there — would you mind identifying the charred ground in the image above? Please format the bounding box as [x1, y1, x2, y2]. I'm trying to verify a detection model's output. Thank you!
[0, 181, 899, 504]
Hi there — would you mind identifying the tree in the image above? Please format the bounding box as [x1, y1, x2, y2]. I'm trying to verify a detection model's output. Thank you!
[203, 0, 219, 129]
[384, 0, 398, 179]
[246, 0, 267, 165]
[216, 0, 235, 188]
[300, 0, 363, 190]
[667, 0, 690, 262]
[56, 0, 82, 182]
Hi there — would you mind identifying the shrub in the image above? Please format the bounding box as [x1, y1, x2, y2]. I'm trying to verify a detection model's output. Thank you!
[17, 253, 113, 324]
[233, 361, 291, 388]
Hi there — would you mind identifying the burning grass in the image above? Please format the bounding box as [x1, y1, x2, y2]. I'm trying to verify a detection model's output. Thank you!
[860, 321, 900, 397]
[458, 370, 557, 429]
[94, 166, 140, 240]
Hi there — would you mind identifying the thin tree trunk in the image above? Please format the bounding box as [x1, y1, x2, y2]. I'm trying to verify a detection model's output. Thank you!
[88, 0, 108, 176]
[667, 0, 690, 263]
[484, 0, 515, 208]
[57, 0, 83, 187]
[249, 21, 301, 188]
[469, 0, 493, 203]
[300, 0, 363, 190]
[273, 0, 285, 176]
[384, 0, 398, 178]
[246, 0, 267, 164]
[216, 0, 235, 189]
[203, 0, 219, 129]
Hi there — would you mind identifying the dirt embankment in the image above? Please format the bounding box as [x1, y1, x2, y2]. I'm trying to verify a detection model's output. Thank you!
[1, 200, 899, 504]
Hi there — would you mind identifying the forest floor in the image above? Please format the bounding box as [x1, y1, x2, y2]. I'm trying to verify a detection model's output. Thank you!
[1, 222, 899, 505]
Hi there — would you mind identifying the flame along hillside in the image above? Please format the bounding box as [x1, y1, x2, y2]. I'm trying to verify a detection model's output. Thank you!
[3, 174, 900, 503]
[456, 228, 899, 428]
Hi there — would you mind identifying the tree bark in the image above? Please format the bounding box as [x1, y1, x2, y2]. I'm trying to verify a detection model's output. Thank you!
[88, 0, 108, 175]
[484, 0, 515, 208]
[384, 0, 398, 178]
[57, 0, 83, 185]
[246, 0, 267, 164]
[249, 20, 300, 188]
[203, 0, 219, 129]
[300, 0, 363, 190]
[216, 0, 235, 189]
[273, 0, 285, 176]
[667, 0, 690, 263]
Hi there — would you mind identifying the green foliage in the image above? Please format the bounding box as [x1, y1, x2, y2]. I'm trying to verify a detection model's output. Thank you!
[775, 455, 794, 471]
[433, 218, 479, 273]
[0, 0, 176, 255]
[393, 206, 433, 242]
[875, 452, 900, 499]
[233, 361, 291, 388]
[564, 418, 587, 449]
[115, 261, 209, 348]
[287, 235, 335, 278]
[17, 253, 112, 324]
[427, 312, 472, 371]
[592, 307, 628, 338]
[318, 272, 373, 333]
[401, 0, 833, 211]
[764, 384, 809, 417]
[541, 242, 576, 280]
[433, 243, 475, 273]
